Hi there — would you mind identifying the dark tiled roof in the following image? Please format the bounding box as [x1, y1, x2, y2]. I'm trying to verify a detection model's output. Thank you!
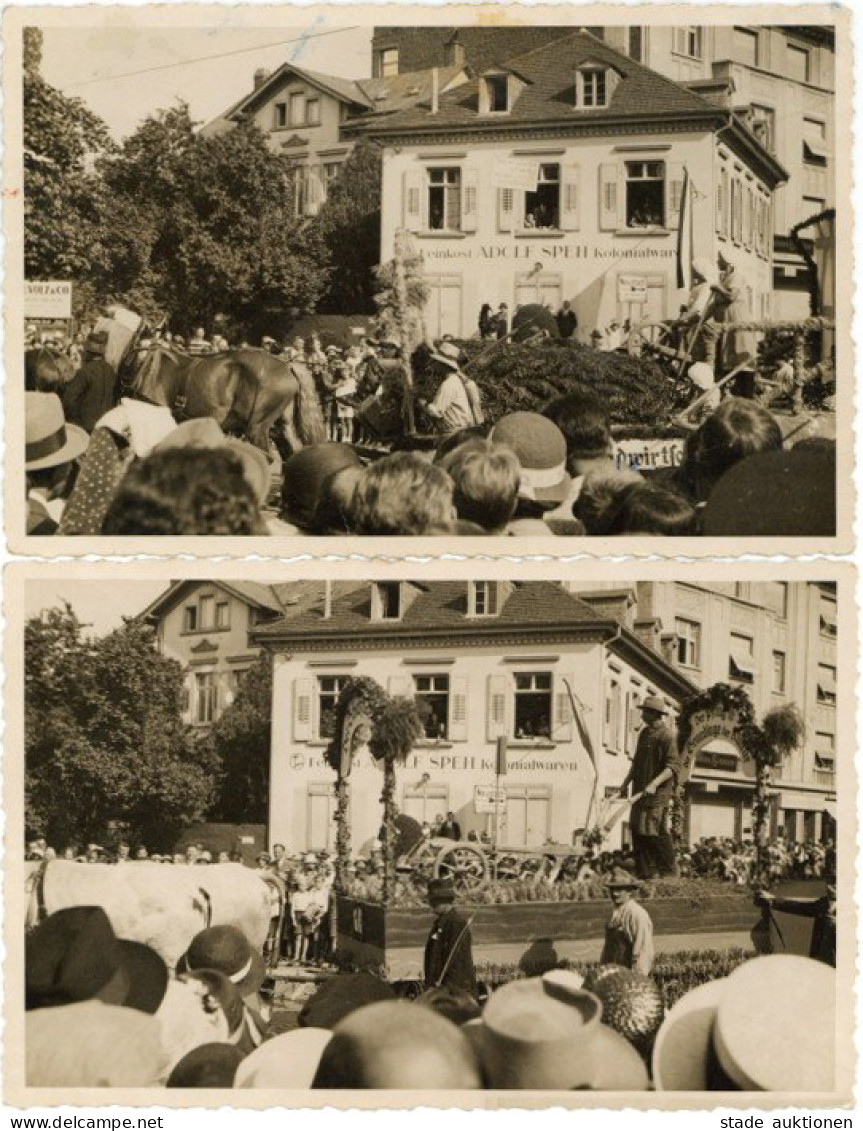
[371, 26, 573, 75]
[357, 65, 465, 114]
[356, 30, 721, 134]
[254, 580, 608, 638]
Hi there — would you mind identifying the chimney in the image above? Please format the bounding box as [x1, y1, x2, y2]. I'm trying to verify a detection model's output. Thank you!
[253, 67, 271, 90]
[446, 34, 466, 68]
[323, 580, 332, 620]
[431, 67, 439, 115]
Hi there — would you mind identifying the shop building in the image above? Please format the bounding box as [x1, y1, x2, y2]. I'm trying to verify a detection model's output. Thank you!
[371, 23, 834, 319]
[255, 581, 695, 854]
[569, 581, 838, 843]
[355, 31, 786, 340]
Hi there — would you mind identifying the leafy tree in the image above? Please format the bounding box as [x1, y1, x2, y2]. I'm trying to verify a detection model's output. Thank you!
[312, 140, 382, 314]
[98, 105, 330, 334]
[22, 31, 114, 298]
[25, 606, 215, 850]
[204, 656, 272, 823]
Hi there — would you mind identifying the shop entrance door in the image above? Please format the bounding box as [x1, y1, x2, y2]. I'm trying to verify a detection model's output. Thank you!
[427, 275, 463, 338]
[502, 787, 550, 846]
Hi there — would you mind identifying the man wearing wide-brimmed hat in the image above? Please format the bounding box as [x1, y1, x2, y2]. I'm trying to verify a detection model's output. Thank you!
[421, 342, 483, 433]
[424, 878, 477, 996]
[600, 867, 654, 975]
[617, 695, 682, 880]
[25, 392, 90, 534]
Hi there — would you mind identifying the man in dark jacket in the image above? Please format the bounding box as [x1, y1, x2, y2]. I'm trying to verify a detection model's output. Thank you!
[61, 331, 116, 433]
[423, 879, 477, 996]
[556, 301, 578, 339]
[439, 811, 462, 840]
[617, 696, 682, 880]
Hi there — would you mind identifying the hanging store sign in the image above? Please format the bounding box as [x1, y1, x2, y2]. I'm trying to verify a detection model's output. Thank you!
[617, 274, 649, 303]
[474, 785, 507, 814]
[25, 281, 72, 320]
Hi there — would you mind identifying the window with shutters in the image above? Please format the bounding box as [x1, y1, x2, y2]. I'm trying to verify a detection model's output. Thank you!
[513, 672, 552, 740]
[195, 672, 218, 725]
[414, 674, 450, 740]
[427, 168, 462, 232]
[318, 675, 347, 740]
[604, 679, 622, 751]
[523, 163, 560, 230]
[625, 161, 665, 228]
[673, 27, 703, 60]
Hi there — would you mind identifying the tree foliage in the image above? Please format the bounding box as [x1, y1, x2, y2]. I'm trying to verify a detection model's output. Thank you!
[25, 606, 215, 849]
[312, 140, 382, 314]
[204, 656, 272, 823]
[22, 41, 114, 295]
[96, 106, 330, 335]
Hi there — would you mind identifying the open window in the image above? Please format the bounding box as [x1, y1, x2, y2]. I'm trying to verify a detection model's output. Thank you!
[373, 581, 402, 621]
[817, 664, 837, 705]
[625, 160, 665, 228]
[427, 167, 462, 232]
[728, 632, 755, 683]
[513, 672, 552, 739]
[483, 74, 509, 113]
[414, 674, 450, 739]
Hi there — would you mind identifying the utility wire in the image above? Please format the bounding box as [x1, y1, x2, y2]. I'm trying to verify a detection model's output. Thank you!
[69, 25, 361, 89]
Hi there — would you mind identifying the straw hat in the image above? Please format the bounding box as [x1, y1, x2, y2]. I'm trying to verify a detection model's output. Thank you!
[25, 393, 89, 471]
[653, 956, 835, 1091]
[235, 1028, 333, 1088]
[429, 341, 463, 371]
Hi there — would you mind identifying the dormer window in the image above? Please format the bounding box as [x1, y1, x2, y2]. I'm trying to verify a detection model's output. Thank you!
[574, 63, 619, 110]
[582, 69, 606, 107]
[470, 582, 500, 618]
[373, 582, 402, 621]
[486, 74, 509, 113]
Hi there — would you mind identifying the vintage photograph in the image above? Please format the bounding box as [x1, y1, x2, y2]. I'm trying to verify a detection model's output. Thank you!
[8, 564, 852, 1103]
[8, 7, 847, 550]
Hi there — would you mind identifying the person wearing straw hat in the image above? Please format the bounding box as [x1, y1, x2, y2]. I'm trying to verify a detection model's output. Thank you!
[616, 695, 681, 880]
[25, 391, 90, 534]
[421, 342, 483, 434]
[600, 867, 655, 975]
[423, 878, 477, 997]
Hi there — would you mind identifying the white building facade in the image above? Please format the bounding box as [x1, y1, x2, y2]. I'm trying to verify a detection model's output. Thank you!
[359, 32, 786, 340]
[257, 581, 695, 853]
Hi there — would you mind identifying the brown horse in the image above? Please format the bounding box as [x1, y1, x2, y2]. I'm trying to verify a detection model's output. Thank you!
[122, 343, 326, 453]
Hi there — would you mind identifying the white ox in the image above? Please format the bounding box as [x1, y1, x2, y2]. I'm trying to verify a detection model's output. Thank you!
[25, 860, 283, 970]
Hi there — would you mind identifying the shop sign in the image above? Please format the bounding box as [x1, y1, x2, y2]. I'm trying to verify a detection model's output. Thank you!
[617, 274, 649, 303]
[474, 785, 507, 814]
[614, 439, 685, 472]
[491, 157, 541, 191]
[25, 280, 72, 319]
[684, 708, 745, 760]
[694, 749, 740, 773]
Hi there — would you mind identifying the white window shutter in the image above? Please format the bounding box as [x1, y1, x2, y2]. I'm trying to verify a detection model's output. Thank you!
[561, 163, 581, 231]
[497, 186, 514, 233]
[598, 163, 619, 230]
[667, 163, 685, 229]
[552, 676, 574, 742]
[403, 169, 424, 231]
[293, 677, 315, 742]
[388, 674, 415, 700]
[448, 675, 469, 742]
[461, 170, 479, 233]
[487, 673, 510, 741]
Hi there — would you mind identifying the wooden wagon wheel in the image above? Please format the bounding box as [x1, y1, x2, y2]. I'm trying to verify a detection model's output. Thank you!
[434, 843, 490, 895]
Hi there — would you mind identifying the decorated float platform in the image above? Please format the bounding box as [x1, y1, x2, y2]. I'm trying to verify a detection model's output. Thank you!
[334, 890, 757, 982]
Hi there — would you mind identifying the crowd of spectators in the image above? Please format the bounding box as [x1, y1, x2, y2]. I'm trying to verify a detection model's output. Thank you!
[25, 318, 835, 538]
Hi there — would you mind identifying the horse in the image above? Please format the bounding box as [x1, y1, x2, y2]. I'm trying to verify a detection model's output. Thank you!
[25, 346, 75, 393]
[121, 342, 326, 454]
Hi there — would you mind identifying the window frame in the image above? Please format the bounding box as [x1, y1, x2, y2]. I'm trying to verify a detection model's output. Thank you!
[733, 26, 760, 68]
[772, 649, 787, 695]
[194, 671, 218, 725]
[374, 581, 402, 622]
[426, 166, 463, 233]
[215, 601, 230, 631]
[305, 97, 321, 127]
[317, 674, 348, 741]
[522, 162, 561, 231]
[817, 663, 837, 706]
[274, 102, 288, 129]
[471, 581, 500, 618]
[786, 42, 810, 84]
[728, 631, 755, 684]
[413, 673, 451, 741]
[512, 671, 553, 741]
[673, 26, 703, 60]
[377, 47, 399, 78]
[675, 617, 702, 669]
[624, 159, 666, 230]
[484, 74, 509, 114]
[288, 91, 305, 127]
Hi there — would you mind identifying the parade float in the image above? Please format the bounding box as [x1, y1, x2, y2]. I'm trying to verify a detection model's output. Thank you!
[326, 677, 807, 980]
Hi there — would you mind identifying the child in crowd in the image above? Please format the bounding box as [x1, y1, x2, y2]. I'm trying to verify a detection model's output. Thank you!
[678, 396, 783, 505]
[437, 438, 520, 534]
[350, 452, 456, 535]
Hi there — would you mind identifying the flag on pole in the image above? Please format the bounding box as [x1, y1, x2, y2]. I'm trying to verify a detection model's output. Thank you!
[675, 167, 693, 292]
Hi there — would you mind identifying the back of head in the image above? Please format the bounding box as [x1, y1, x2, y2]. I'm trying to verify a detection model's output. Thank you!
[543, 390, 612, 470]
[573, 467, 643, 535]
[102, 448, 263, 535]
[439, 438, 519, 532]
[311, 1000, 482, 1089]
[281, 442, 362, 532]
[607, 483, 697, 536]
[299, 971, 396, 1030]
[166, 1042, 243, 1088]
[685, 398, 783, 500]
[350, 453, 454, 535]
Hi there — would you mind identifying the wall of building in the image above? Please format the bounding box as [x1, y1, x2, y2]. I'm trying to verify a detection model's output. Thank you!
[158, 586, 261, 727]
[380, 127, 773, 339]
[269, 637, 677, 853]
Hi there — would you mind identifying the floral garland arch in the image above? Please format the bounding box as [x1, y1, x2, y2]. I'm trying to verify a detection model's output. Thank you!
[324, 676, 424, 901]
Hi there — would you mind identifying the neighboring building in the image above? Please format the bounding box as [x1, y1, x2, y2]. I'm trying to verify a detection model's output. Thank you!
[353, 30, 786, 339]
[139, 581, 300, 727]
[568, 581, 838, 844]
[201, 61, 465, 220]
[255, 580, 695, 853]
[372, 23, 835, 319]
